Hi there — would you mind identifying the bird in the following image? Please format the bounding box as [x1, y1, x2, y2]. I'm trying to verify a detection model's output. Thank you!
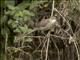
[37, 17, 58, 31]
[27, 0, 58, 34]
[26, 17, 58, 35]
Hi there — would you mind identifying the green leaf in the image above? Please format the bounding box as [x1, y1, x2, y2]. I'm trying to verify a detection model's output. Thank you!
[8, 20, 18, 29]
[5, 0, 15, 6]
[7, 5, 15, 10]
[14, 24, 32, 33]
[30, 1, 46, 9]
[16, 1, 30, 10]
[14, 28, 21, 33]
[15, 11, 24, 17]
[23, 10, 35, 16]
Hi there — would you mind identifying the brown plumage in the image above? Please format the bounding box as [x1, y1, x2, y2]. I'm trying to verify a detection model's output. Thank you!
[37, 17, 57, 30]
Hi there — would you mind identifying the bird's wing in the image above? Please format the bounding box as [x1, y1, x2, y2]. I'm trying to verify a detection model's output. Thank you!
[38, 19, 50, 27]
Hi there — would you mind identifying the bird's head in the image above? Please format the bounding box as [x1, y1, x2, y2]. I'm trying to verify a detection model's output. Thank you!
[49, 17, 57, 24]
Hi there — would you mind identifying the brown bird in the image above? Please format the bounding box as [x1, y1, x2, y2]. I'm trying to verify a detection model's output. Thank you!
[37, 17, 57, 30]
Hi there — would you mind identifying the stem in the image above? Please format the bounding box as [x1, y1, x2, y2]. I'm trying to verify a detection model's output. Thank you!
[50, 0, 55, 18]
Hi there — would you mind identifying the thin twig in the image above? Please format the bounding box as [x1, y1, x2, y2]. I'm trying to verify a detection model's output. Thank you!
[5, 33, 8, 60]
[54, 8, 74, 35]
[50, 0, 55, 18]
[32, 37, 45, 54]
[45, 32, 50, 60]
[51, 37, 60, 60]
[41, 38, 47, 60]
[74, 41, 80, 60]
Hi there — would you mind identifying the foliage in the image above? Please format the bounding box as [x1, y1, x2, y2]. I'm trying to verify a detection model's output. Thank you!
[0, 0, 80, 60]
[0, 0, 48, 60]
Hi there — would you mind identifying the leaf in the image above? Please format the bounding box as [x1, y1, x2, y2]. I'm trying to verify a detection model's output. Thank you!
[14, 24, 32, 34]
[29, 1, 46, 9]
[19, 25, 32, 33]
[16, 1, 30, 10]
[5, 0, 15, 6]
[15, 11, 24, 17]
[23, 10, 35, 16]
[14, 28, 21, 33]
[19, 26, 28, 33]
[7, 5, 15, 10]
[8, 20, 18, 28]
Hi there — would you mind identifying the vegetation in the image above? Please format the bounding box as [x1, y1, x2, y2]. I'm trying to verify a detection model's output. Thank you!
[0, 0, 80, 60]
